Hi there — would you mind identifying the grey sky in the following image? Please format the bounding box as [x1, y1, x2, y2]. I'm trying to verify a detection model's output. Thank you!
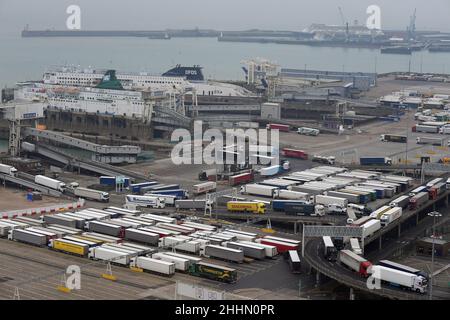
[1, 0, 450, 33]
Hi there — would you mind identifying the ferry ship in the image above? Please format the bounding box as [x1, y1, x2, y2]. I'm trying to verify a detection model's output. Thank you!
[43, 65, 255, 97]
[18, 70, 181, 121]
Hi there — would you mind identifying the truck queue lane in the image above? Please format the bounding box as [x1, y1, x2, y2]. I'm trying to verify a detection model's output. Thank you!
[304, 238, 429, 300]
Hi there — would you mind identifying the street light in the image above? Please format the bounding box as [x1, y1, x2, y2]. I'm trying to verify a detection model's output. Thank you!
[427, 211, 442, 300]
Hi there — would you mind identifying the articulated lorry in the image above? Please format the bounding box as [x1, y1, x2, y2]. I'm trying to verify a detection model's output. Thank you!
[369, 265, 427, 294]
[74, 187, 109, 202]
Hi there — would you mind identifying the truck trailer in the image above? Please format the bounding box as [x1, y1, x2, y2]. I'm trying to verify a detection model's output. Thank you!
[130, 256, 175, 276]
[226, 241, 266, 260]
[202, 245, 244, 263]
[370, 265, 427, 294]
[227, 201, 266, 214]
[34, 175, 66, 192]
[74, 187, 109, 202]
[338, 249, 372, 277]
[409, 192, 429, 210]
[240, 183, 278, 197]
[188, 262, 237, 283]
[0, 164, 18, 176]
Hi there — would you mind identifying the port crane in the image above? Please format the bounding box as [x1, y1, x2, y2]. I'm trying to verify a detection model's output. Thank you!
[338, 7, 350, 42]
[407, 8, 417, 40]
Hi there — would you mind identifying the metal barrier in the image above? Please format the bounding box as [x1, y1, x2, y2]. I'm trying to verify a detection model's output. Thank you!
[0, 199, 85, 219]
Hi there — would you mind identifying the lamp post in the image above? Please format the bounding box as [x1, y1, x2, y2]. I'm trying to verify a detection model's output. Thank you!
[427, 211, 442, 300]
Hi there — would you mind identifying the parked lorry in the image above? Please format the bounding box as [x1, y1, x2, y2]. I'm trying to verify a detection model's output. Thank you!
[439, 126, 450, 134]
[257, 238, 299, 253]
[326, 191, 360, 204]
[125, 195, 165, 209]
[416, 136, 444, 146]
[8, 229, 48, 246]
[158, 237, 201, 254]
[379, 207, 402, 226]
[193, 182, 216, 195]
[237, 241, 277, 258]
[281, 148, 308, 160]
[130, 182, 159, 194]
[49, 238, 89, 256]
[147, 189, 188, 199]
[88, 246, 133, 265]
[284, 203, 325, 216]
[229, 172, 253, 186]
[409, 192, 429, 210]
[272, 200, 310, 212]
[361, 219, 381, 238]
[87, 221, 125, 238]
[413, 125, 439, 133]
[266, 123, 290, 132]
[240, 183, 278, 197]
[124, 229, 159, 246]
[369, 265, 427, 294]
[0, 164, 18, 176]
[73, 187, 109, 202]
[35, 175, 66, 192]
[274, 189, 310, 201]
[389, 195, 410, 209]
[175, 199, 209, 210]
[315, 195, 348, 208]
[260, 179, 295, 190]
[152, 252, 190, 272]
[360, 157, 392, 166]
[380, 134, 407, 143]
[226, 241, 266, 260]
[338, 249, 372, 277]
[188, 262, 237, 283]
[202, 245, 244, 263]
[130, 256, 175, 276]
[227, 201, 266, 214]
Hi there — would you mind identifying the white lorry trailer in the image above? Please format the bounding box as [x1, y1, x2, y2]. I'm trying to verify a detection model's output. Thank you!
[125, 195, 165, 209]
[130, 256, 175, 276]
[370, 265, 427, 294]
[34, 175, 66, 192]
[240, 184, 278, 197]
[74, 187, 109, 202]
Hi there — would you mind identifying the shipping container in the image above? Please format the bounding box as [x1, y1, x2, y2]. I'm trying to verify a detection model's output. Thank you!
[88, 246, 132, 265]
[240, 183, 278, 197]
[130, 181, 159, 194]
[87, 221, 125, 238]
